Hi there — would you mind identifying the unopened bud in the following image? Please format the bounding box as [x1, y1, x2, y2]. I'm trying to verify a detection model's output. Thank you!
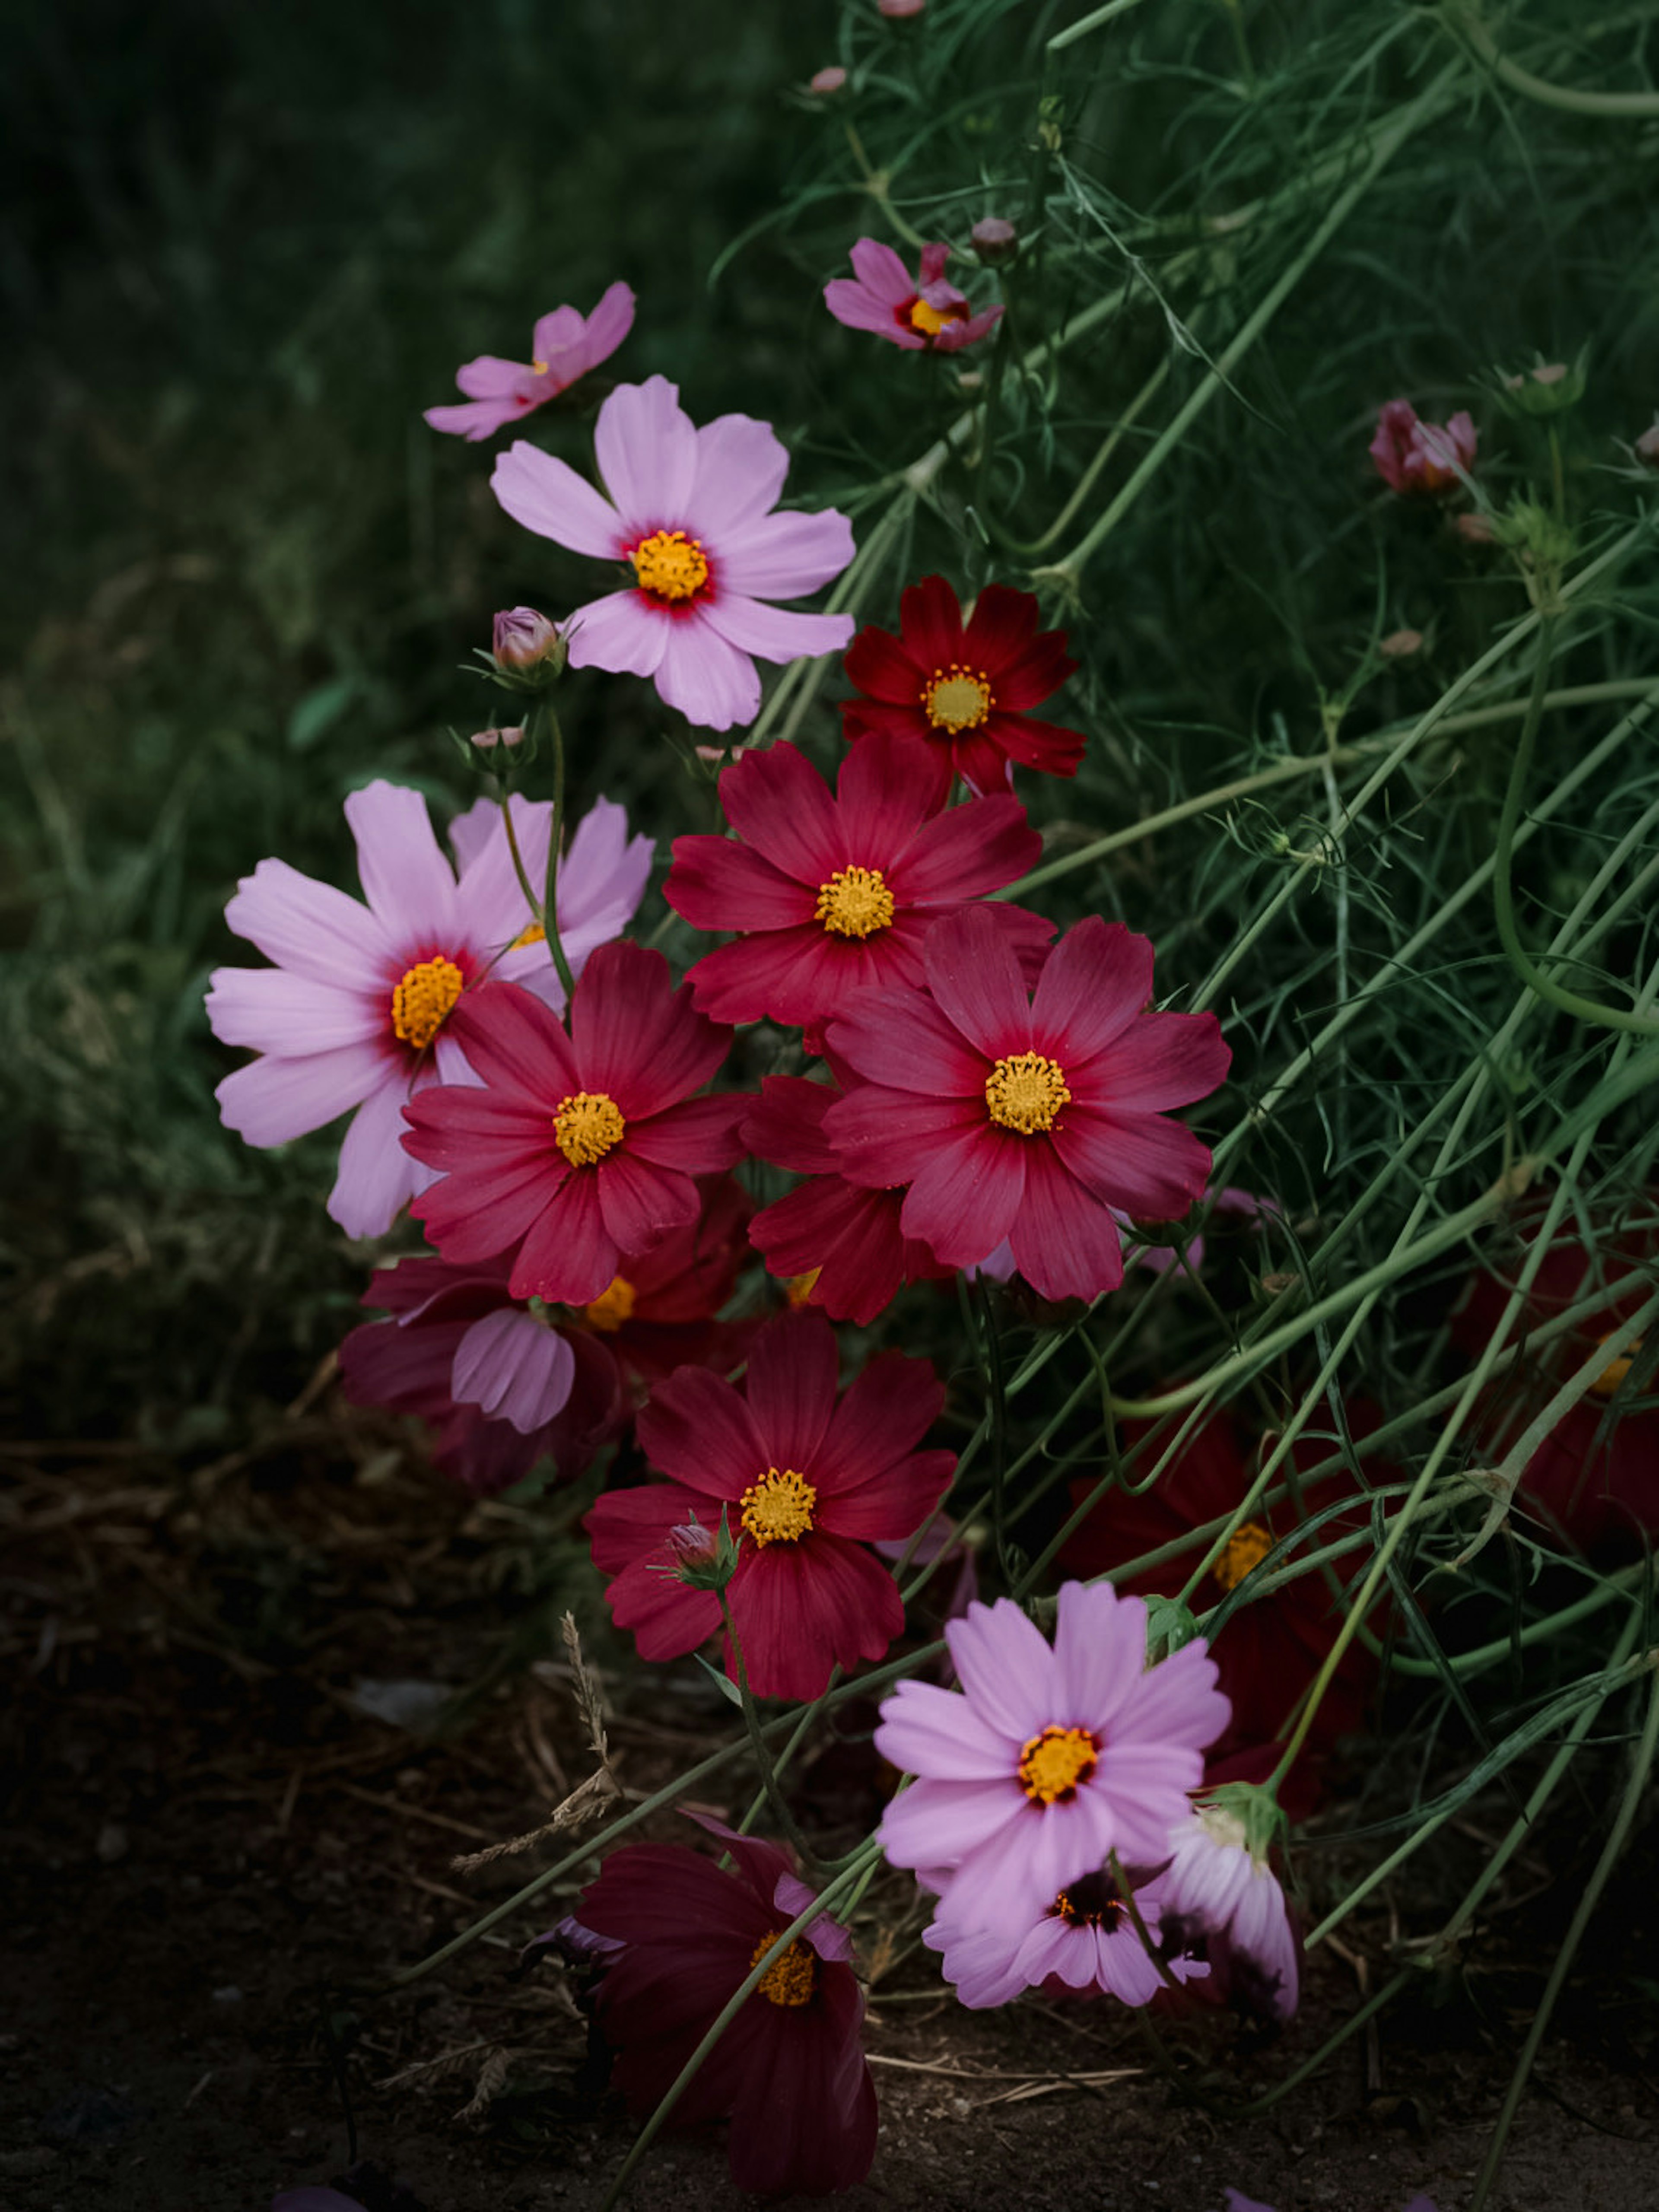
[657, 1508, 740, 1592]
[809, 65, 848, 95]
[970, 216, 1018, 265]
[470, 725, 525, 751]
[878, 0, 926, 18]
[1497, 353, 1587, 419]
[491, 606, 566, 680]
[1452, 511, 1496, 547]
[1635, 420, 1659, 471]
[1378, 628, 1424, 660]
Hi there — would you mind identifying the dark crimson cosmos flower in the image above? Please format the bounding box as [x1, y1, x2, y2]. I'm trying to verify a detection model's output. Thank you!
[576, 1172, 758, 1392]
[400, 942, 744, 1307]
[575, 1815, 877, 2197]
[665, 732, 1049, 1044]
[825, 906, 1230, 1304]
[840, 574, 1085, 799]
[585, 1310, 954, 1701]
[744, 1072, 953, 1324]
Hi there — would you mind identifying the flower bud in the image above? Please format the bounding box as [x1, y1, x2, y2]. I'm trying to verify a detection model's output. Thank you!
[491, 606, 565, 677]
[656, 1508, 741, 1592]
[1453, 511, 1496, 547]
[470, 725, 525, 751]
[1378, 628, 1424, 660]
[809, 64, 848, 95]
[1497, 352, 1587, 419]
[878, 0, 926, 17]
[970, 216, 1018, 265]
[1635, 420, 1659, 471]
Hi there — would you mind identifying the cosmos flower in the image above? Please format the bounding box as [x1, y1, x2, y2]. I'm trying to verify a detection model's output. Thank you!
[205, 786, 650, 1239]
[824, 239, 1001, 353]
[840, 574, 1085, 798]
[423, 282, 636, 441]
[491, 375, 855, 731]
[924, 1863, 1208, 2010]
[1159, 1802, 1300, 2024]
[1369, 399, 1477, 496]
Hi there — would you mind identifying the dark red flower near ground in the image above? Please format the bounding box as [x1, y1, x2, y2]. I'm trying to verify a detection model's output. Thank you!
[840, 574, 1086, 798]
[824, 906, 1230, 1303]
[665, 733, 1049, 1042]
[400, 944, 745, 1306]
[575, 1816, 877, 2197]
[585, 1310, 955, 1700]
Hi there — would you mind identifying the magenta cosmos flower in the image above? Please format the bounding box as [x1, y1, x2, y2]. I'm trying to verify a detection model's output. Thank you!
[1160, 1804, 1300, 2023]
[1369, 399, 1477, 495]
[824, 239, 1002, 352]
[925, 1863, 1208, 2011]
[664, 732, 1049, 1041]
[491, 375, 855, 731]
[206, 786, 650, 1239]
[575, 1815, 877, 2196]
[876, 1580, 1229, 1938]
[423, 282, 636, 441]
[824, 906, 1230, 1303]
[401, 943, 744, 1306]
[585, 1310, 954, 1701]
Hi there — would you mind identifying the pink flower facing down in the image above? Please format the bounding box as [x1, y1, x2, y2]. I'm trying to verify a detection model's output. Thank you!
[205, 786, 651, 1239]
[585, 1310, 955, 1702]
[423, 282, 636, 441]
[825, 239, 1002, 353]
[1369, 399, 1477, 496]
[665, 732, 1049, 1042]
[875, 1580, 1230, 1939]
[402, 942, 744, 1306]
[1159, 1804, 1300, 2024]
[825, 906, 1231, 1303]
[925, 1864, 1208, 2011]
[492, 375, 855, 731]
[575, 1816, 877, 2197]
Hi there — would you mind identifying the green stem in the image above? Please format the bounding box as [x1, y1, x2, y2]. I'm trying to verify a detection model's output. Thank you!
[718, 1588, 822, 1877]
[497, 784, 542, 931]
[1449, 5, 1659, 118]
[538, 702, 578, 1004]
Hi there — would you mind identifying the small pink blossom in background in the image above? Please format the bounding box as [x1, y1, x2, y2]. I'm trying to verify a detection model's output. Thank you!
[925, 1865, 1208, 2009]
[492, 605, 560, 671]
[492, 375, 855, 731]
[1454, 510, 1496, 546]
[1369, 398, 1477, 496]
[809, 64, 848, 94]
[469, 725, 524, 750]
[1378, 628, 1424, 660]
[878, 0, 927, 16]
[424, 283, 636, 441]
[1636, 420, 1659, 470]
[1160, 1803, 1300, 2022]
[970, 216, 1018, 264]
[825, 239, 1003, 353]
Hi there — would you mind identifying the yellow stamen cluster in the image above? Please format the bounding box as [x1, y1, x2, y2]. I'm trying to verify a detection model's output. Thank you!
[985, 1051, 1071, 1135]
[922, 664, 992, 733]
[816, 864, 895, 940]
[1591, 1333, 1644, 1397]
[390, 957, 465, 1050]
[582, 1276, 637, 1332]
[785, 1269, 822, 1309]
[1213, 1520, 1274, 1594]
[740, 1466, 817, 1548]
[553, 1090, 626, 1168]
[511, 921, 547, 949]
[630, 528, 710, 604]
[749, 1930, 817, 2007]
[1017, 1724, 1099, 1805]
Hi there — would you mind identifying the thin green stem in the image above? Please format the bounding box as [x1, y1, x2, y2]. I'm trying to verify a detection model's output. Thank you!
[496, 784, 542, 929]
[1449, 5, 1659, 118]
[537, 702, 578, 1003]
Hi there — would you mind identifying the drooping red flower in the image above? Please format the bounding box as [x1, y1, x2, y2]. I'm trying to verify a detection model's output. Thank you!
[825, 907, 1230, 1303]
[400, 943, 744, 1307]
[840, 574, 1085, 799]
[665, 733, 1049, 1044]
[585, 1311, 955, 1701]
[575, 1815, 877, 2197]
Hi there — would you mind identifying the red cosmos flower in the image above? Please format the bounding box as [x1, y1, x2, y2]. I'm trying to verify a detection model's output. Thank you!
[400, 943, 744, 1306]
[575, 1815, 877, 2197]
[585, 1311, 955, 1701]
[841, 574, 1085, 799]
[824, 907, 1230, 1303]
[579, 1172, 758, 1390]
[665, 733, 1049, 1044]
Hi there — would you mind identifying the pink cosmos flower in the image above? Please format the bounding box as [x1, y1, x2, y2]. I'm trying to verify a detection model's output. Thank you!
[665, 733, 1049, 1042]
[1369, 399, 1477, 495]
[401, 944, 745, 1307]
[1159, 1804, 1300, 2023]
[925, 1864, 1208, 2010]
[585, 1310, 955, 1702]
[875, 1580, 1230, 1937]
[491, 375, 855, 731]
[423, 283, 636, 441]
[824, 238, 1002, 353]
[205, 787, 651, 1239]
[825, 906, 1231, 1303]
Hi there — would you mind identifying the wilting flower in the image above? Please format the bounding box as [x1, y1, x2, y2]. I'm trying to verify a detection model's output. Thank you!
[423, 283, 636, 441]
[586, 1310, 954, 1701]
[840, 574, 1085, 798]
[824, 240, 1001, 353]
[492, 376, 855, 731]
[825, 907, 1230, 1304]
[575, 1817, 877, 2196]
[876, 1580, 1229, 1937]
[205, 787, 650, 1239]
[1369, 399, 1477, 496]
[665, 733, 1049, 1042]
[402, 944, 744, 1306]
[925, 1863, 1207, 2010]
[1159, 1801, 1300, 2023]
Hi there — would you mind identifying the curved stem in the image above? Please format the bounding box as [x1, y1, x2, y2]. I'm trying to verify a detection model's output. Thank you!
[537, 702, 578, 1004]
[497, 785, 542, 929]
[1450, 5, 1659, 118]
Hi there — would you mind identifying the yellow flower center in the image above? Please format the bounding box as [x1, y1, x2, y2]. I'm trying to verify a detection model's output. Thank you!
[553, 1090, 626, 1168]
[923, 664, 992, 733]
[785, 1268, 822, 1309]
[749, 1930, 817, 2008]
[630, 528, 710, 604]
[511, 920, 547, 949]
[1017, 1724, 1099, 1806]
[582, 1275, 637, 1332]
[1213, 1520, 1273, 1593]
[390, 957, 465, 1050]
[907, 297, 963, 339]
[1592, 1333, 1643, 1397]
[532, 357, 550, 376]
[740, 1466, 817, 1548]
[985, 1051, 1071, 1135]
[815, 864, 895, 940]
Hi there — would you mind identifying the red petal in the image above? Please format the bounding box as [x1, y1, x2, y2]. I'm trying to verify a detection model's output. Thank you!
[922, 904, 1033, 1058]
[744, 1310, 841, 1470]
[718, 736, 842, 885]
[896, 573, 969, 669]
[1008, 1144, 1126, 1301]
[842, 621, 926, 706]
[638, 1364, 767, 1496]
[665, 833, 817, 928]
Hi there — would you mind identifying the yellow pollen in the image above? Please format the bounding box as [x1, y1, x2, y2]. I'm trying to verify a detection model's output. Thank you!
[532, 357, 550, 375]
[582, 1276, 637, 1332]
[1213, 1520, 1273, 1593]
[1592, 1333, 1644, 1397]
[985, 1051, 1071, 1135]
[630, 528, 710, 604]
[749, 1930, 817, 2008]
[553, 1090, 626, 1168]
[390, 957, 465, 1050]
[923, 664, 992, 733]
[785, 1268, 822, 1309]
[1017, 1724, 1099, 1805]
[511, 921, 547, 949]
[816, 864, 895, 940]
[740, 1466, 817, 1548]
[907, 297, 962, 339]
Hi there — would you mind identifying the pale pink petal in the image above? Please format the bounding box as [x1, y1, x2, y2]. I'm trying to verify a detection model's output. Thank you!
[561, 280, 636, 377]
[824, 279, 922, 344]
[699, 593, 855, 666]
[945, 1597, 1055, 1742]
[849, 238, 916, 305]
[452, 795, 553, 951]
[205, 967, 381, 1054]
[917, 243, 951, 288]
[871, 1680, 1017, 1781]
[877, 1777, 1022, 1871]
[214, 1044, 384, 1147]
[688, 412, 791, 535]
[451, 1307, 575, 1432]
[594, 375, 699, 530]
[556, 796, 655, 958]
[329, 1074, 429, 1238]
[345, 782, 459, 947]
[222, 857, 393, 985]
[716, 509, 858, 599]
[564, 589, 672, 680]
[654, 615, 761, 732]
[1051, 1581, 1154, 1733]
[492, 440, 624, 558]
[454, 353, 536, 398]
